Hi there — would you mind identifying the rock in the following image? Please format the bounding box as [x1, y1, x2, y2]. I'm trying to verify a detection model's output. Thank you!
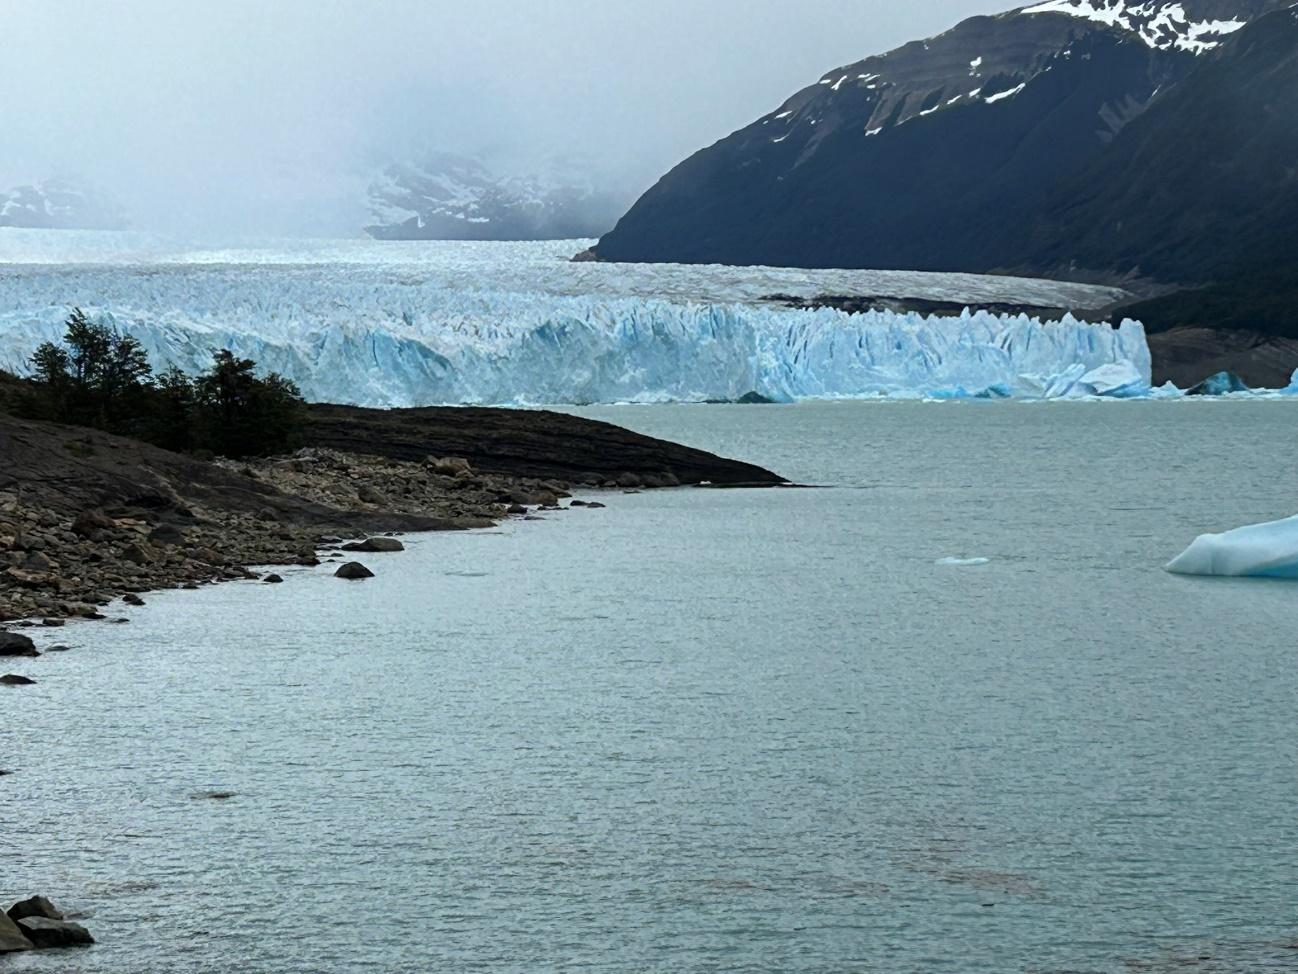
[616, 473, 642, 489]
[0, 911, 33, 953]
[736, 390, 777, 404]
[23, 551, 53, 572]
[46, 645, 71, 652]
[585, 502, 607, 509]
[506, 504, 528, 515]
[341, 537, 404, 553]
[7, 896, 63, 922]
[0, 675, 36, 685]
[147, 524, 186, 545]
[431, 456, 472, 476]
[70, 510, 116, 539]
[40, 618, 64, 627]
[15, 917, 94, 948]
[123, 593, 145, 606]
[334, 562, 374, 580]
[356, 485, 387, 506]
[0, 632, 38, 657]
[263, 574, 284, 584]
[121, 543, 156, 566]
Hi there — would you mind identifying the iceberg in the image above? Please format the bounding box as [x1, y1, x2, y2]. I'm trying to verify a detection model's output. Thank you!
[0, 239, 1154, 407]
[1165, 515, 1298, 579]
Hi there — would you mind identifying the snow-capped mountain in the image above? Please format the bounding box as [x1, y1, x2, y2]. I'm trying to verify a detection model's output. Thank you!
[0, 178, 127, 231]
[593, 0, 1290, 274]
[365, 153, 629, 241]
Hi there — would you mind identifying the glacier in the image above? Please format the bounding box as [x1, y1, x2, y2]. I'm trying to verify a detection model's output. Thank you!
[0, 234, 1154, 406]
[1166, 515, 1298, 579]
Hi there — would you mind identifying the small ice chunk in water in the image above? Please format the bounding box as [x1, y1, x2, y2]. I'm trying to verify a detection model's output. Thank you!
[1165, 515, 1298, 579]
[936, 557, 991, 567]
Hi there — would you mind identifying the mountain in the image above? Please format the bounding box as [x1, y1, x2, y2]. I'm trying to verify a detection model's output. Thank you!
[0, 178, 127, 231]
[1022, 6, 1298, 283]
[593, 0, 1289, 275]
[365, 153, 630, 241]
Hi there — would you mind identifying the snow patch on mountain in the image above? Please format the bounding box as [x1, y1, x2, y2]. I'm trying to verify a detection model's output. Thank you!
[1021, 1, 1247, 52]
[0, 179, 127, 231]
[365, 154, 628, 242]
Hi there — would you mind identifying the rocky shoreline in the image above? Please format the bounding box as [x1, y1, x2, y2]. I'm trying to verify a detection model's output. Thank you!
[0, 406, 784, 626]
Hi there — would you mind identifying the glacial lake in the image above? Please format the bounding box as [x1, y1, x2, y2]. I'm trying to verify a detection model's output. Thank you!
[4, 401, 1298, 973]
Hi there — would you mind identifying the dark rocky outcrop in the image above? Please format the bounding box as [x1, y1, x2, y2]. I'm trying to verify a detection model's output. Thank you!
[304, 402, 783, 486]
[7, 896, 63, 923]
[15, 917, 94, 948]
[1, 674, 36, 685]
[0, 395, 782, 620]
[0, 632, 38, 656]
[263, 574, 284, 584]
[0, 911, 33, 953]
[341, 537, 405, 553]
[335, 562, 375, 580]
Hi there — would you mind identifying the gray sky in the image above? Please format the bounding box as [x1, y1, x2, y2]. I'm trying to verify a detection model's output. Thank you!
[1, 0, 1008, 235]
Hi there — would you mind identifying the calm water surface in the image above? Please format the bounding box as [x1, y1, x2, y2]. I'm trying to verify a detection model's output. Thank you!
[3, 402, 1297, 973]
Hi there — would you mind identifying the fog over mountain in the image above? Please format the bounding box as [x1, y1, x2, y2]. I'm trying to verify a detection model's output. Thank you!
[0, 0, 1007, 237]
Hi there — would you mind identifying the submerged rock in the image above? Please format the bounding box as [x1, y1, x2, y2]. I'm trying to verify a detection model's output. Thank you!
[263, 574, 284, 584]
[15, 917, 94, 948]
[334, 562, 375, 580]
[123, 593, 146, 606]
[0, 674, 36, 685]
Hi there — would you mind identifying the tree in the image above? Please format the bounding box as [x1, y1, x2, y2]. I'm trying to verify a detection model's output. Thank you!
[21, 315, 304, 458]
[29, 309, 153, 429]
[148, 366, 197, 452]
[193, 349, 304, 457]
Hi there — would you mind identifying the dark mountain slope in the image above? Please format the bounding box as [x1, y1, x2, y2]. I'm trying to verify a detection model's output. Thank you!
[594, 1, 1288, 270]
[1025, 5, 1298, 281]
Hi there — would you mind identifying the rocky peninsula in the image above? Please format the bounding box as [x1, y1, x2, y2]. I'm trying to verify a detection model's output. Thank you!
[0, 397, 784, 624]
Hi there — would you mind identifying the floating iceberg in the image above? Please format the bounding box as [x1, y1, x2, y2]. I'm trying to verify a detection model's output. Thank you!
[0, 238, 1153, 406]
[1165, 515, 1298, 579]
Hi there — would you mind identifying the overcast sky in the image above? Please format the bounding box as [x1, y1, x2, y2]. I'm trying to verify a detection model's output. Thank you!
[2, 0, 1008, 235]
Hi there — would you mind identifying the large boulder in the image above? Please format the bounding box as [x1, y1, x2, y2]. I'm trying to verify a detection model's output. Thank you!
[430, 456, 472, 476]
[341, 537, 404, 553]
[70, 509, 116, 539]
[7, 896, 63, 922]
[0, 912, 33, 953]
[334, 562, 375, 580]
[0, 632, 38, 657]
[147, 524, 187, 545]
[15, 917, 94, 947]
[356, 485, 387, 506]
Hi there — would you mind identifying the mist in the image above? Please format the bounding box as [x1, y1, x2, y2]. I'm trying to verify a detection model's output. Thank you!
[2, 0, 1008, 237]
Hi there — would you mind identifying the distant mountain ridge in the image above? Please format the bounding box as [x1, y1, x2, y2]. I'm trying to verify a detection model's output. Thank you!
[593, 0, 1293, 281]
[365, 154, 629, 241]
[0, 178, 127, 231]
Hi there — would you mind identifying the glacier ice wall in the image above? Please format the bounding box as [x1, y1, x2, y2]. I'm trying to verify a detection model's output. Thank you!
[0, 254, 1152, 406]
